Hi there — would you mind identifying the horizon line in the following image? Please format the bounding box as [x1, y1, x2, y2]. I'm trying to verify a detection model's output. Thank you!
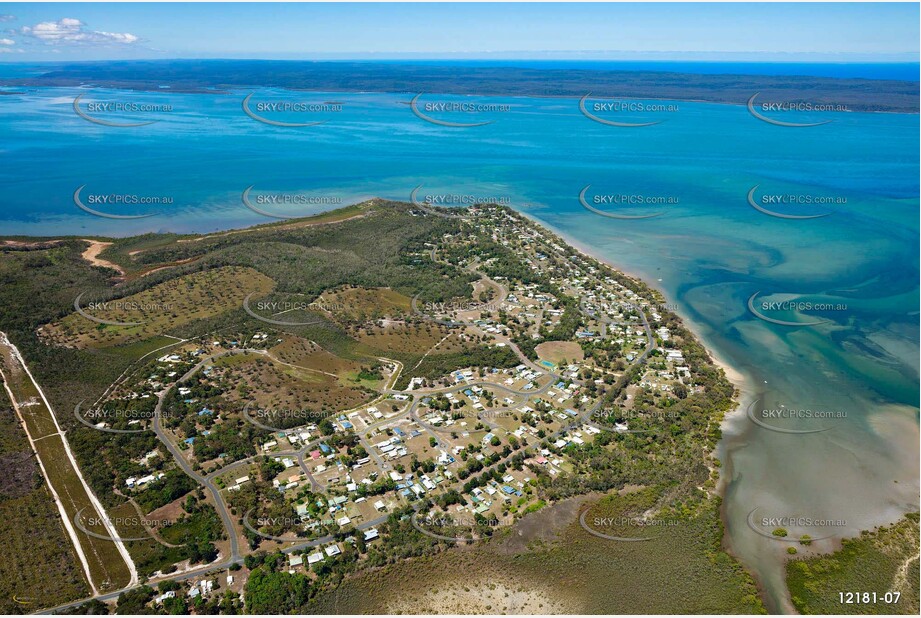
[2, 55, 919, 64]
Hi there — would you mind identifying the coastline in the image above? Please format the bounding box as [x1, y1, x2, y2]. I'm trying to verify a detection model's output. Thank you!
[512, 205, 920, 613]
[514, 208, 746, 381]
[514, 207, 754, 440]
[5, 200, 914, 612]
[515, 206, 770, 598]
[516, 205, 753, 417]
[4, 60, 917, 114]
[4, 82, 918, 115]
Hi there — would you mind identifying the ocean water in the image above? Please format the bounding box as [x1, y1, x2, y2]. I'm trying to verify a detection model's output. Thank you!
[1, 88, 918, 611]
[1, 60, 917, 81]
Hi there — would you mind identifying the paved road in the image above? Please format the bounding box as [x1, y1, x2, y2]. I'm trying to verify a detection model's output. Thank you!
[144, 347, 271, 567]
[39, 513, 390, 615]
[38, 251, 657, 614]
[152, 389, 240, 563]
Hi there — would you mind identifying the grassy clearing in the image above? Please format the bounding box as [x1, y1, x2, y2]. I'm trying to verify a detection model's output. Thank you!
[270, 336, 365, 377]
[317, 286, 412, 322]
[535, 340, 584, 365]
[786, 513, 920, 614]
[105, 335, 186, 361]
[41, 266, 274, 348]
[115, 494, 225, 579]
[393, 343, 521, 389]
[212, 349, 374, 418]
[354, 322, 465, 355]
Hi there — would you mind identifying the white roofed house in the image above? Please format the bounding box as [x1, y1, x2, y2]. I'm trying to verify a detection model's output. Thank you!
[325, 543, 342, 557]
[307, 551, 324, 565]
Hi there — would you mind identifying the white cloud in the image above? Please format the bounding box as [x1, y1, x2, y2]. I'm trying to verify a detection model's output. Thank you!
[0, 15, 15, 23]
[0, 38, 14, 46]
[20, 17, 138, 45]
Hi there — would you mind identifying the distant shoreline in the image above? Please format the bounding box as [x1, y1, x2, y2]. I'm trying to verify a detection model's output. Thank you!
[3, 59, 917, 113]
[5, 83, 915, 117]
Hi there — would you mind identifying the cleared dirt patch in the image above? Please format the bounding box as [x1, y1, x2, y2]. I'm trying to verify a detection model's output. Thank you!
[535, 340, 584, 365]
[80, 240, 125, 277]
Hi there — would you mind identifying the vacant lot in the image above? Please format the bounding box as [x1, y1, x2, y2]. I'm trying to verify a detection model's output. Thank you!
[355, 322, 465, 355]
[271, 336, 366, 377]
[535, 341, 584, 365]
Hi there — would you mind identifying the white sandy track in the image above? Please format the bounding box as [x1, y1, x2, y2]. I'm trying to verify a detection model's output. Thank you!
[0, 331, 138, 590]
[80, 239, 125, 276]
[0, 365, 97, 595]
[892, 549, 920, 597]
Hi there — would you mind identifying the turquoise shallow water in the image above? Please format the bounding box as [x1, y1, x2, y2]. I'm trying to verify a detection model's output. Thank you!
[1, 88, 918, 611]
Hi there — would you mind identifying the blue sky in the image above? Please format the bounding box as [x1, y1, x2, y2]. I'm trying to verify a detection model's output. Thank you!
[0, 2, 918, 61]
